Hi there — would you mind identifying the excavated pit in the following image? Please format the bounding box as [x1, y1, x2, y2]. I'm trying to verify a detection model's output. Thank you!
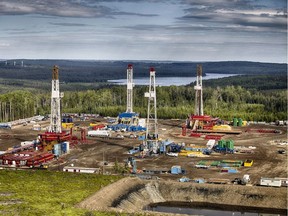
[77, 177, 287, 215]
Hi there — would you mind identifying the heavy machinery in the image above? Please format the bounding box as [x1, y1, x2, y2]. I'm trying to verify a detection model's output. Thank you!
[126, 157, 137, 174]
[232, 174, 250, 185]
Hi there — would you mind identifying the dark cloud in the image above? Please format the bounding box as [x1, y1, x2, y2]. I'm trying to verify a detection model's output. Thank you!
[177, 0, 287, 31]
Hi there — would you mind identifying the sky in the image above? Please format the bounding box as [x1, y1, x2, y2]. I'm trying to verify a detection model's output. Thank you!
[0, 0, 287, 63]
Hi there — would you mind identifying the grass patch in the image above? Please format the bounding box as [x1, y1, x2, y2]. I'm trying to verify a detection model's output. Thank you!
[0, 170, 123, 215]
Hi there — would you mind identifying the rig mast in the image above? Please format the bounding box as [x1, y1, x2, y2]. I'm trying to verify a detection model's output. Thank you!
[49, 65, 62, 133]
[194, 64, 204, 116]
[144, 67, 158, 152]
[126, 64, 134, 113]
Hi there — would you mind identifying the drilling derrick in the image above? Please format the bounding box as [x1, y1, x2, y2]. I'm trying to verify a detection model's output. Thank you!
[114, 64, 139, 127]
[144, 67, 158, 153]
[126, 64, 134, 113]
[49, 65, 62, 133]
[194, 64, 204, 116]
[38, 65, 70, 151]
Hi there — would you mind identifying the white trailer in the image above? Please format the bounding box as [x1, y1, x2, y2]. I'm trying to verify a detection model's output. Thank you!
[21, 141, 34, 146]
[87, 130, 111, 137]
[260, 177, 282, 187]
[63, 166, 100, 174]
[274, 178, 288, 187]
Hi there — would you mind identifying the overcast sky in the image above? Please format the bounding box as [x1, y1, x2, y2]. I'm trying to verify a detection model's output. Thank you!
[0, 0, 287, 63]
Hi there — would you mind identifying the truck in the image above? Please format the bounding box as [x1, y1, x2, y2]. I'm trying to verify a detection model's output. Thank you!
[87, 130, 111, 137]
[276, 120, 284, 126]
[232, 174, 250, 185]
[0, 123, 12, 129]
[128, 146, 140, 154]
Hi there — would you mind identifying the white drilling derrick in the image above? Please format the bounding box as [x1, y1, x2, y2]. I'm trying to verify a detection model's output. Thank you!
[126, 64, 134, 113]
[144, 67, 158, 153]
[194, 64, 204, 116]
[49, 65, 62, 133]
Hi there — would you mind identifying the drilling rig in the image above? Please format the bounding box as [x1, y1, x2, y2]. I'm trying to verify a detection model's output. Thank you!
[126, 64, 133, 113]
[109, 64, 142, 132]
[39, 65, 71, 151]
[144, 67, 158, 154]
[182, 65, 241, 136]
[49, 65, 62, 133]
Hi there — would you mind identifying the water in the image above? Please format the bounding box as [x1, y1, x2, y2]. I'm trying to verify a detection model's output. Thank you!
[146, 204, 286, 216]
[149, 206, 262, 216]
[108, 73, 239, 86]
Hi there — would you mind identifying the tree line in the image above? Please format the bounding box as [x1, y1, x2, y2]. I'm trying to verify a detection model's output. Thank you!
[0, 84, 286, 123]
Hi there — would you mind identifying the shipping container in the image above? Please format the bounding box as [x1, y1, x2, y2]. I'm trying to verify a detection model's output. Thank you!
[53, 144, 62, 157]
[61, 142, 70, 154]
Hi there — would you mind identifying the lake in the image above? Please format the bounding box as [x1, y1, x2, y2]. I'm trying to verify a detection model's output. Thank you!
[108, 73, 239, 86]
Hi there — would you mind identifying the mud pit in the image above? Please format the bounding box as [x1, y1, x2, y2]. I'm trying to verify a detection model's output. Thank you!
[77, 176, 287, 214]
[1, 118, 287, 214]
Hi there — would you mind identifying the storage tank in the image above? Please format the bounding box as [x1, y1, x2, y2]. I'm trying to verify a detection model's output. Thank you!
[53, 144, 62, 157]
[238, 118, 243, 126]
[233, 118, 238, 126]
[218, 140, 225, 148]
[226, 140, 234, 149]
[138, 118, 146, 127]
[87, 130, 111, 137]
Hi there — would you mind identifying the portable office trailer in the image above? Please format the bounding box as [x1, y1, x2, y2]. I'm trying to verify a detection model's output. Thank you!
[260, 177, 281, 187]
[274, 178, 288, 187]
[63, 166, 100, 174]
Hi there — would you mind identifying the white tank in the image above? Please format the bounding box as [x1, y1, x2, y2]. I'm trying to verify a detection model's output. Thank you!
[88, 130, 111, 137]
[138, 118, 146, 127]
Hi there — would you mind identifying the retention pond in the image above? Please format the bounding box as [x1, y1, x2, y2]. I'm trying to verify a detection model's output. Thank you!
[146, 202, 287, 216]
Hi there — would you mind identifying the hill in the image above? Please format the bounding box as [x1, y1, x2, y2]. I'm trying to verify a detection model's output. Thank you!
[0, 60, 286, 83]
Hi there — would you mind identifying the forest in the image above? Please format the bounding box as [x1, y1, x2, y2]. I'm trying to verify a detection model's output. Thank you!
[0, 76, 286, 122]
[0, 60, 287, 122]
[0, 60, 286, 83]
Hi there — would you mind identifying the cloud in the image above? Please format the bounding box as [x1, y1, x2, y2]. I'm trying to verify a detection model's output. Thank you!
[0, 0, 110, 17]
[0, 43, 10, 47]
[49, 22, 91, 27]
[177, 0, 287, 31]
[0, 0, 158, 18]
